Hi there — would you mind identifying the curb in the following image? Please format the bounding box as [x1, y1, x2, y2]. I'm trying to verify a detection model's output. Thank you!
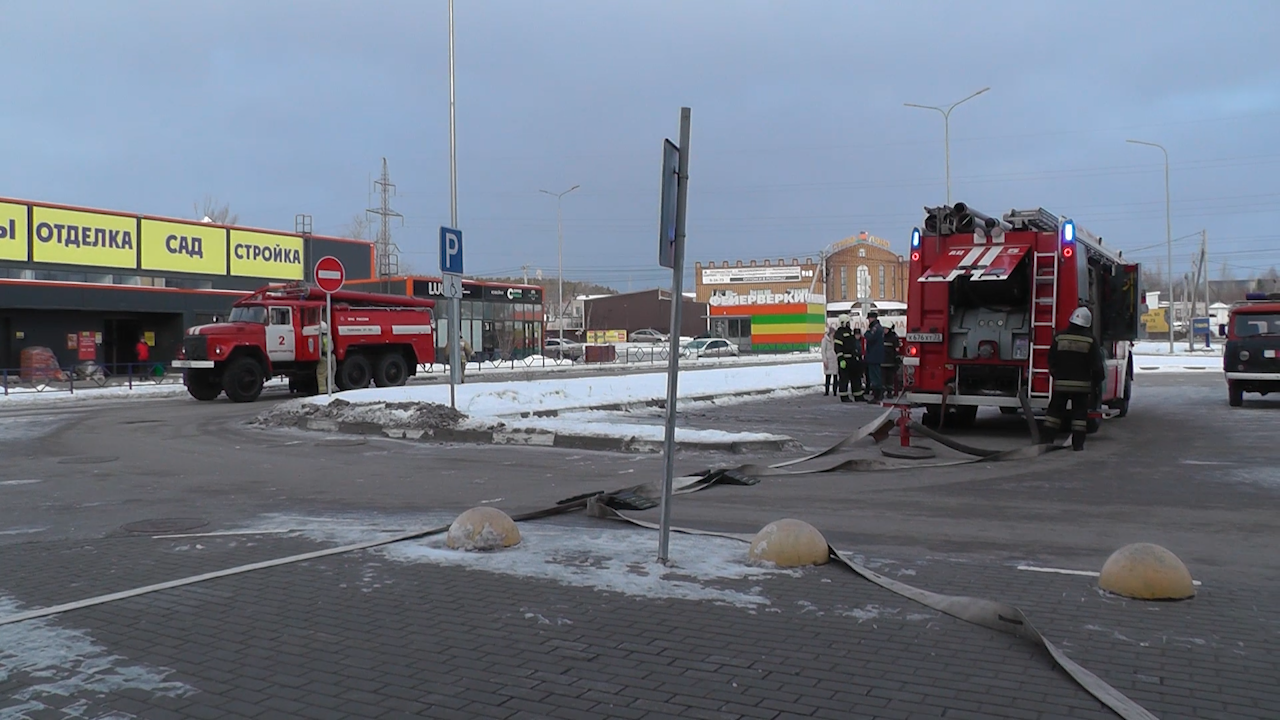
[292, 416, 801, 454]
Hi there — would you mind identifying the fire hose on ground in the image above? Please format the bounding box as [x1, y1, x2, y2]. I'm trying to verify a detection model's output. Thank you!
[0, 407, 1157, 720]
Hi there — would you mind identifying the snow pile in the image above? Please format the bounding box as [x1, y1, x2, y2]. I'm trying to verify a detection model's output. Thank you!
[0, 595, 195, 716]
[253, 397, 466, 430]
[232, 513, 798, 608]
[305, 362, 823, 418]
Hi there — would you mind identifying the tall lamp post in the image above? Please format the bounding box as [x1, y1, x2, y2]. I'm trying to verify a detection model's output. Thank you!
[1126, 139, 1174, 354]
[904, 87, 990, 205]
[540, 185, 580, 342]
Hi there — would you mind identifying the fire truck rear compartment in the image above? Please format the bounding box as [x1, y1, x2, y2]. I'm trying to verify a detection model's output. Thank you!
[944, 260, 1032, 398]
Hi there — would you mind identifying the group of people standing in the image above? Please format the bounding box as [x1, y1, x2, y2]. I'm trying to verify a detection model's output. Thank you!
[820, 312, 899, 404]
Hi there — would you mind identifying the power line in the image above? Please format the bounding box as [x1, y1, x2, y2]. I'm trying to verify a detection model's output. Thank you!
[366, 158, 404, 278]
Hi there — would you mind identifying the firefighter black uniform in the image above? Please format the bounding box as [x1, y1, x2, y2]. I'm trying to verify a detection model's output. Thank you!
[1044, 307, 1106, 451]
[832, 315, 864, 403]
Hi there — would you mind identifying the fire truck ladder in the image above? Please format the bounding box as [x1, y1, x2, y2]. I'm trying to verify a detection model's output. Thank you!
[1028, 249, 1059, 399]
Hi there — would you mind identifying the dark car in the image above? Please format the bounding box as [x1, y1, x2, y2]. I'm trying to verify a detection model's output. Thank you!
[1224, 292, 1280, 407]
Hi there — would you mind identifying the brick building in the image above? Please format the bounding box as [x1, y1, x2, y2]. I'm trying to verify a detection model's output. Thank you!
[824, 232, 909, 304]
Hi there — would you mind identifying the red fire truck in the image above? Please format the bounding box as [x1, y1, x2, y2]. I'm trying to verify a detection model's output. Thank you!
[901, 204, 1142, 428]
[172, 282, 436, 402]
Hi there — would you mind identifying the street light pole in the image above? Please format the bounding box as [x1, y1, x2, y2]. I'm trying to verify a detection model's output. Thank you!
[540, 185, 580, 343]
[1127, 139, 1174, 354]
[904, 87, 990, 205]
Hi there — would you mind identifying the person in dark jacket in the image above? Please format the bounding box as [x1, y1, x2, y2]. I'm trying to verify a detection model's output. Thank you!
[881, 327, 901, 396]
[1044, 307, 1106, 451]
[863, 312, 885, 402]
[832, 314, 863, 403]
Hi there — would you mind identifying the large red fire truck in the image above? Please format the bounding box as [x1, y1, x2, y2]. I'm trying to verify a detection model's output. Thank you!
[901, 204, 1142, 428]
[172, 282, 436, 403]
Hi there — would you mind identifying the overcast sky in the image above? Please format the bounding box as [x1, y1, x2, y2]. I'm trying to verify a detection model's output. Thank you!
[3, 0, 1277, 291]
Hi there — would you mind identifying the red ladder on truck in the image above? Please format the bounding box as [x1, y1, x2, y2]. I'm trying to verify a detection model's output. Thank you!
[1028, 248, 1059, 399]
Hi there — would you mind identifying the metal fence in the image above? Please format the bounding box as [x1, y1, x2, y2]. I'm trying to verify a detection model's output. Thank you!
[1, 363, 185, 397]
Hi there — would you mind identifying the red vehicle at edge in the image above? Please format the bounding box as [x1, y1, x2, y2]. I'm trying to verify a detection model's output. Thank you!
[172, 282, 436, 402]
[901, 204, 1142, 428]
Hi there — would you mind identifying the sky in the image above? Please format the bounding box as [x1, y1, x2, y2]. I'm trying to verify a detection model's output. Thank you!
[3, 0, 1278, 292]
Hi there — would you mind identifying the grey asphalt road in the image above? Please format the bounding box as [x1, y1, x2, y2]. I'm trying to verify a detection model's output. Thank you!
[1, 370, 1277, 720]
[1, 372, 1274, 580]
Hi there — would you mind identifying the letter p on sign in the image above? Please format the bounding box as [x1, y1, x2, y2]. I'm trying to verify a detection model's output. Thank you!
[439, 226, 463, 275]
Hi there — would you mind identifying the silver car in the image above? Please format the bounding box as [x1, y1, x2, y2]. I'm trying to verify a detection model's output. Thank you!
[681, 338, 739, 358]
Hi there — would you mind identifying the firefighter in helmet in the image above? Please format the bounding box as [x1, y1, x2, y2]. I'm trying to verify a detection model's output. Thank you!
[832, 314, 864, 403]
[1044, 307, 1105, 451]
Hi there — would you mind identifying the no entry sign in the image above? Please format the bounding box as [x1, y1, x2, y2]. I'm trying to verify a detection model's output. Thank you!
[314, 256, 345, 294]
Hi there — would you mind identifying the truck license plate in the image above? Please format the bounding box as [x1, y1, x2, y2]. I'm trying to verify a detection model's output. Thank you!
[906, 333, 943, 343]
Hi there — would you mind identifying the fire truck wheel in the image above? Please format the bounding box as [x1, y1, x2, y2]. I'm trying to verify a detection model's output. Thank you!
[1115, 374, 1133, 418]
[922, 406, 943, 429]
[1086, 417, 1100, 434]
[339, 354, 373, 391]
[222, 357, 264, 403]
[184, 370, 222, 401]
[374, 353, 409, 387]
[999, 406, 1020, 416]
[1228, 381, 1243, 407]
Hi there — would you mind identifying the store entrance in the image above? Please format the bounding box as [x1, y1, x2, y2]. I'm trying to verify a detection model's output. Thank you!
[103, 318, 143, 371]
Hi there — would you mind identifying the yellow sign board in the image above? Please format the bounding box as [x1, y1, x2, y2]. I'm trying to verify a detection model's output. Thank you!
[585, 330, 628, 344]
[1142, 308, 1169, 334]
[229, 229, 304, 280]
[141, 219, 228, 275]
[143, 331, 156, 346]
[31, 206, 137, 269]
[0, 201, 28, 262]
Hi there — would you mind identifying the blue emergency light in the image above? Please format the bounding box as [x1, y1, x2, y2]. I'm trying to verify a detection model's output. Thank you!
[1061, 219, 1076, 258]
[911, 227, 921, 249]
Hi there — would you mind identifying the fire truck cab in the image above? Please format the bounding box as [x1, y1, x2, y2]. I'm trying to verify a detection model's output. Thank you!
[902, 204, 1142, 428]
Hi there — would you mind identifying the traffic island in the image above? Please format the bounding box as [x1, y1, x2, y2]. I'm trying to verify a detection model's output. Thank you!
[252, 398, 802, 454]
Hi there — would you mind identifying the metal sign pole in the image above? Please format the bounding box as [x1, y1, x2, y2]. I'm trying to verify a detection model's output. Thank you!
[450, 295, 460, 409]
[658, 107, 691, 565]
[325, 292, 334, 398]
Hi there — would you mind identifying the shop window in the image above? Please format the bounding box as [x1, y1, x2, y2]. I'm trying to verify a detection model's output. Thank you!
[840, 267, 847, 300]
[879, 265, 886, 299]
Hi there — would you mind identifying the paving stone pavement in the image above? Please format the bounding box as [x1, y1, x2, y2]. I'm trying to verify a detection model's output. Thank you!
[3, 521, 1276, 720]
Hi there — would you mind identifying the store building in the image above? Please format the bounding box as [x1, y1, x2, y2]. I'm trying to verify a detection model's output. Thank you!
[824, 231, 909, 303]
[693, 257, 826, 353]
[583, 289, 707, 339]
[0, 196, 373, 371]
[346, 276, 544, 361]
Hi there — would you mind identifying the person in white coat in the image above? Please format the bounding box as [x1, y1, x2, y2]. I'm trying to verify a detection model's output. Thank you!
[820, 321, 839, 396]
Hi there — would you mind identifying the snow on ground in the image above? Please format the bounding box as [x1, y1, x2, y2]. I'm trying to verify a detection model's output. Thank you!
[223, 513, 799, 608]
[501, 411, 791, 444]
[0, 595, 196, 719]
[306, 362, 824, 418]
[1133, 341, 1222, 357]
[1132, 354, 1221, 373]
[0, 417, 69, 443]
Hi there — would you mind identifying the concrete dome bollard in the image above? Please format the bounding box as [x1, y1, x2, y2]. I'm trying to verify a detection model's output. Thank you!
[748, 519, 830, 568]
[1098, 543, 1195, 600]
[445, 507, 522, 551]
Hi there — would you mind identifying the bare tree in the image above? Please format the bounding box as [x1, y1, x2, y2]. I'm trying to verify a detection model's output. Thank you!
[195, 196, 239, 225]
[343, 213, 374, 240]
